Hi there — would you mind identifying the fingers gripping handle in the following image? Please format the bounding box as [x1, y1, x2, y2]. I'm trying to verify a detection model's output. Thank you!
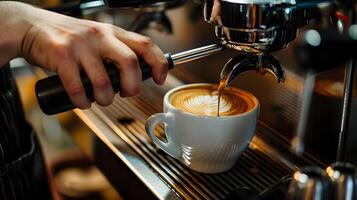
[145, 113, 180, 159]
[35, 53, 173, 115]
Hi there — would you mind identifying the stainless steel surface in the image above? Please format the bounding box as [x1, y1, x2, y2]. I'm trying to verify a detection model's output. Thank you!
[337, 59, 356, 162]
[203, 0, 333, 52]
[287, 167, 332, 200]
[74, 107, 178, 199]
[171, 43, 225, 65]
[128, 0, 186, 33]
[80, 0, 105, 10]
[292, 70, 316, 156]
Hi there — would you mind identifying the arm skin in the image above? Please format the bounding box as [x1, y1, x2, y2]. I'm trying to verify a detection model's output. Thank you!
[0, 1, 168, 108]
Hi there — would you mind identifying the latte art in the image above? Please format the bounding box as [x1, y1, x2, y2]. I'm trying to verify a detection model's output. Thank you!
[170, 85, 256, 116]
[179, 93, 231, 116]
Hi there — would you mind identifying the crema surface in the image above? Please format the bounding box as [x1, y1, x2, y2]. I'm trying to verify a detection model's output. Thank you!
[170, 85, 256, 116]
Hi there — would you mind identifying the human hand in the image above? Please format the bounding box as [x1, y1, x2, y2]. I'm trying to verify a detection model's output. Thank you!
[3, 2, 168, 109]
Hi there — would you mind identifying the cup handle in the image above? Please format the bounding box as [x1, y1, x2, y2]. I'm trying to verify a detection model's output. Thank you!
[145, 113, 180, 159]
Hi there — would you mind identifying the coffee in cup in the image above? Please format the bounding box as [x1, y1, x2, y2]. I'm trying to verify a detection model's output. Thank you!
[145, 83, 259, 173]
[170, 84, 256, 116]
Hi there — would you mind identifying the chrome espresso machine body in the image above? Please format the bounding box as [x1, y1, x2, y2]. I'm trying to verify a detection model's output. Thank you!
[35, 0, 357, 199]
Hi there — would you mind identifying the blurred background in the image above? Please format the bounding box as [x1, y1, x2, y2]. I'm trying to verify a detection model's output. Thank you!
[9, 0, 357, 199]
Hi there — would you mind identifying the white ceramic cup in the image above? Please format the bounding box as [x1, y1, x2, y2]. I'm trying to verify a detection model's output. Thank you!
[145, 83, 260, 173]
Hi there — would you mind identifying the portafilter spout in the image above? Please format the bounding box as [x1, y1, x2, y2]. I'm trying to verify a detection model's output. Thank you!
[220, 54, 285, 89]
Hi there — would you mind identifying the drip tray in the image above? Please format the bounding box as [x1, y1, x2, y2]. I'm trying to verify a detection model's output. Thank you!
[75, 81, 293, 200]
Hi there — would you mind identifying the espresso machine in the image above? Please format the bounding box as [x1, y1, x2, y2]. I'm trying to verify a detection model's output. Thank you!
[35, 0, 357, 199]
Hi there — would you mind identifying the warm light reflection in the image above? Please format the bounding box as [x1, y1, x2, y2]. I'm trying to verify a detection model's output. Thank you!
[249, 141, 259, 150]
[294, 171, 309, 184]
[326, 166, 334, 178]
[326, 166, 341, 180]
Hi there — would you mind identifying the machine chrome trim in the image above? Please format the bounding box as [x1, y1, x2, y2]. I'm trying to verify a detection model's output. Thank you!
[74, 108, 178, 199]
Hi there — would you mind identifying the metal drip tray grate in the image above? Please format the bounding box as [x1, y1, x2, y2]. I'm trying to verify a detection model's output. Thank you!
[90, 83, 293, 199]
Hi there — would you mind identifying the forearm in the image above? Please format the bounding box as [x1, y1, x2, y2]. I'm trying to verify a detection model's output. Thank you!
[0, 1, 33, 67]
